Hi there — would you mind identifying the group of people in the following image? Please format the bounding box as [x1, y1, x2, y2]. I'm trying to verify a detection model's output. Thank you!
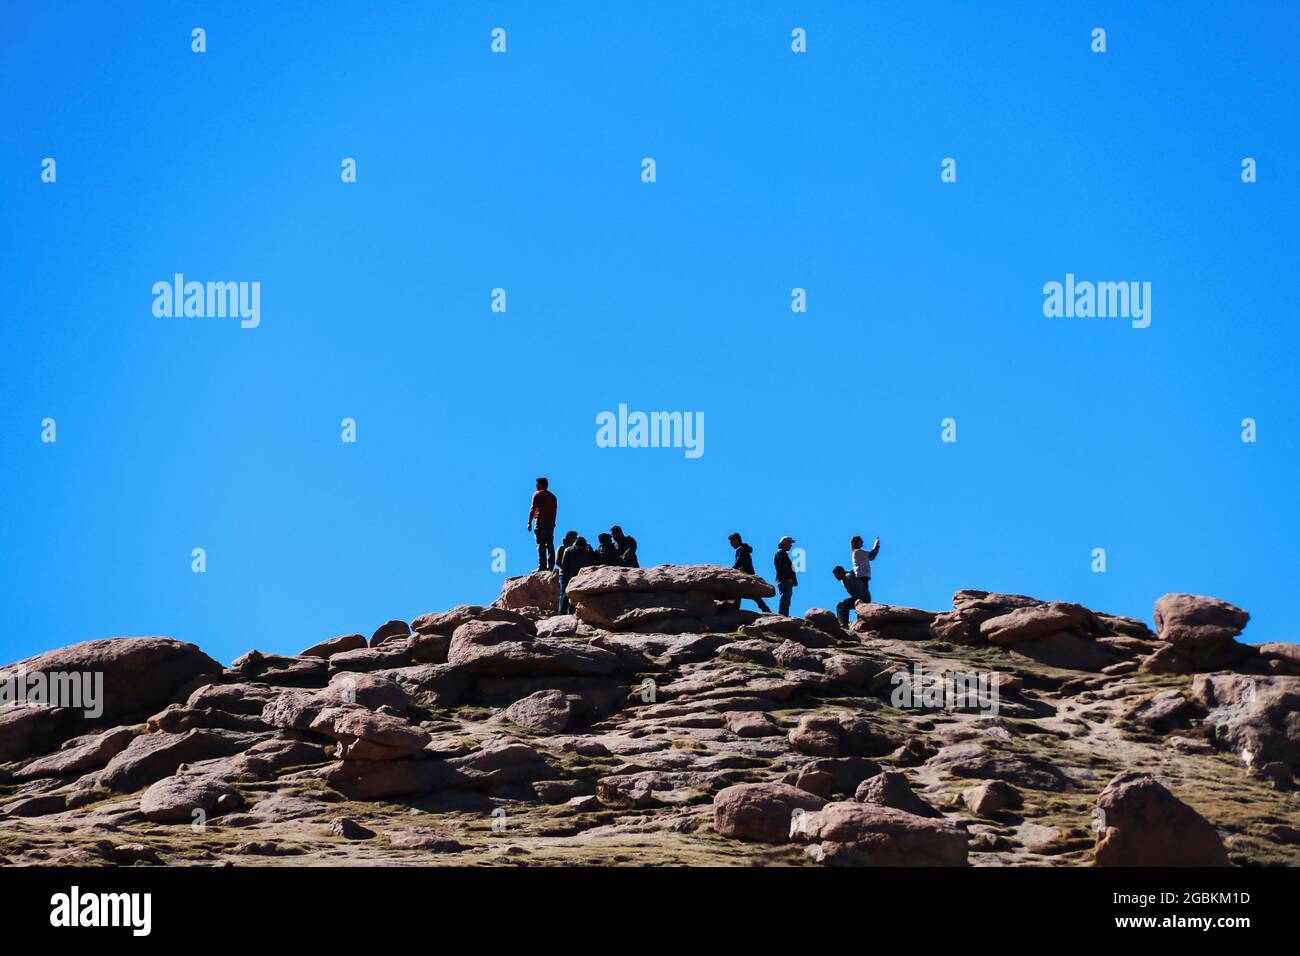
[729, 532, 880, 625]
[528, 478, 880, 624]
[527, 477, 639, 615]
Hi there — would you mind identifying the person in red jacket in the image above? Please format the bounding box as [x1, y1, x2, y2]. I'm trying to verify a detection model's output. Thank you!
[527, 477, 558, 571]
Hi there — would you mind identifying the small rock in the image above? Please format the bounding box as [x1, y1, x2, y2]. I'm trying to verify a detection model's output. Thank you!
[961, 780, 1022, 817]
[329, 818, 376, 840]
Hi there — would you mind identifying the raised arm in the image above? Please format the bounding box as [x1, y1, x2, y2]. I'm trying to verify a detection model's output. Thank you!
[868, 537, 880, 560]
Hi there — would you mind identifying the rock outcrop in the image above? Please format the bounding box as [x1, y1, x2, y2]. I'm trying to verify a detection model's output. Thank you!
[566, 564, 774, 632]
[1141, 594, 1255, 674]
[0, 571, 1294, 868]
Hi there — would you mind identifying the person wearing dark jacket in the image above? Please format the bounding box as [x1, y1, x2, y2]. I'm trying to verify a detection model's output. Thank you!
[610, 525, 639, 568]
[558, 535, 596, 615]
[596, 533, 621, 566]
[727, 532, 770, 612]
[556, 531, 578, 576]
[774, 535, 798, 616]
[832, 565, 870, 627]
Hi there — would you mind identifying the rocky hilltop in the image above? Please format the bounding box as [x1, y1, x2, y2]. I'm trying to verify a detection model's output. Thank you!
[2, 566, 1297, 866]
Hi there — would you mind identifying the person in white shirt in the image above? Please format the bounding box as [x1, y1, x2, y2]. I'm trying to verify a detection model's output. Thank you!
[850, 535, 880, 602]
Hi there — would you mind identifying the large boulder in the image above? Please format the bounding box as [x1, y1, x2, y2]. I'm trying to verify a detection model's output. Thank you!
[566, 564, 776, 601]
[0, 707, 74, 763]
[980, 603, 1093, 646]
[1154, 594, 1249, 648]
[369, 620, 411, 648]
[299, 634, 367, 659]
[372, 664, 471, 710]
[140, 773, 241, 822]
[446, 620, 623, 678]
[1093, 772, 1229, 866]
[95, 728, 254, 792]
[307, 706, 431, 760]
[230, 650, 328, 685]
[851, 605, 936, 640]
[1140, 639, 1256, 676]
[790, 802, 969, 866]
[789, 712, 897, 758]
[1258, 642, 1300, 676]
[14, 726, 138, 780]
[323, 672, 411, 712]
[566, 564, 773, 632]
[741, 616, 836, 648]
[493, 571, 561, 614]
[3, 636, 221, 727]
[854, 770, 940, 817]
[411, 605, 486, 635]
[713, 783, 827, 843]
[1190, 673, 1300, 770]
[573, 590, 718, 631]
[930, 591, 1045, 644]
[503, 689, 577, 734]
[327, 639, 417, 673]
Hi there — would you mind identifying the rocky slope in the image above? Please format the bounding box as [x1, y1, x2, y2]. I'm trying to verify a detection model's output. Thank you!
[1, 567, 1297, 867]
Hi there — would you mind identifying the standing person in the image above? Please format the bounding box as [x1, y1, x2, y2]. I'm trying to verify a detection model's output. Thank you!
[610, 525, 639, 567]
[773, 536, 798, 617]
[527, 477, 558, 571]
[832, 566, 870, 627]
[849, 535, 880, 603]
[727, 532, 770, 612]
[558, 535, 595, 615]
[556, 530, 578, 577]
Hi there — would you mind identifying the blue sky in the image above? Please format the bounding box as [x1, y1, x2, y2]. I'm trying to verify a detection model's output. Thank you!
[2, 2, 1296, 665]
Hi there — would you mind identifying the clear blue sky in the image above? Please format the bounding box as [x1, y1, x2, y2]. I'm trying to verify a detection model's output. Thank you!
[2, 2, 1296, 665]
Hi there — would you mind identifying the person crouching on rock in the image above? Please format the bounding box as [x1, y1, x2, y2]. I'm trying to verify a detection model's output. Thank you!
[610, 525, 639, 567]
[728, 532, 770, 612]
[527, 477, 558, 571]
[558, 535, 596, 615]
[833, 565, 870, 627]
[774, 536, 798, 616]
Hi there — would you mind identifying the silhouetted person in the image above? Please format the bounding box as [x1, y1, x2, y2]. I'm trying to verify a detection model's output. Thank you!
[774, 536, 798, 616]
[556, 530, 578, 575]
[527, 477, 558, 571]
[557, 535, 596, 615]
[610, 525, 639, 567]
[850, 535, 880, 602]
[728, 532, 770, 612]
[596, 532, 621, 566]
[833, 565, 870, 627]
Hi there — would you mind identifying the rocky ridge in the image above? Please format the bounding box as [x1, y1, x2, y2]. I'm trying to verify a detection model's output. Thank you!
[1, 567, 1296, 867]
